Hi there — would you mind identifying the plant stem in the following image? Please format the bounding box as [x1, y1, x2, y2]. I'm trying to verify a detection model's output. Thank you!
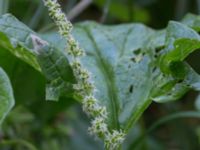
[100, 0, 112, 23]
[29, 1, 45, 29]
[175, 0, 188, 20]
[67, 0, 93, 20]
[0, 0, 9, 15]
[197, 0, 200, 14]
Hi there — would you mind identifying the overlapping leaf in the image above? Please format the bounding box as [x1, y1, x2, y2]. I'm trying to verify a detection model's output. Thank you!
[0, 14, 40, 71]
[0, 14, 75, 101]
[0, 67, 14, 124]
[71, 21, 200, 130]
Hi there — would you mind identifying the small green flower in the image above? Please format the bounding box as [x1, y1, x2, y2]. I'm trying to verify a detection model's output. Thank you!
[71, 60, 81, 70]
[82, 96, 108, 118]
[82, 96, 97, 115]
[88, 117, 108, 138]
[67, 35, 85, 56]
[105, 130, 126, 150]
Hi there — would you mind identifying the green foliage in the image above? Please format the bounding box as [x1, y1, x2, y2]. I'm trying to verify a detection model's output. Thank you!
[0, 14, 40, 71]
[0, 12, 200, 149]
[0, 67, 14, 125]
[0, 14, 75, 101]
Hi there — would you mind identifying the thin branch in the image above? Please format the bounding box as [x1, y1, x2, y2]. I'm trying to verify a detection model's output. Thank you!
[0, 0, 9, 15]
[67, 0, 93, 21]
[29, 1, 45, 29]
[175, 0, 188, 20]
[197, 0, 200, 14]
[100, 0, 112, 23]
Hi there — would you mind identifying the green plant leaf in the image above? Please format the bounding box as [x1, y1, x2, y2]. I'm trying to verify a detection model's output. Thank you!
[32, 37, 76, 101]
[0, 46, 75, 122]
[49, 20, 200, 131]
[0, 14, 40, 71]
[0, 67, 14, 125]
[158, 21, 200, 91]
[151, 21, 200, 103]
[159, 21, 200, 72]
[181, 13, 200, 31]
[0, 14, 75, 101]
[39, 24, 163, 131]
[73, 22, 158, 130]
[159, 38, 200, 85]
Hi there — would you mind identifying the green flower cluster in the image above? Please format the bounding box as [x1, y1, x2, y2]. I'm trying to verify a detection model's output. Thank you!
[43, 0, 125, 149]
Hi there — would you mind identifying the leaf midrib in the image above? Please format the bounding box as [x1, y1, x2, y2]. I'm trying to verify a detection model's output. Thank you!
[80, 25, 120, 129]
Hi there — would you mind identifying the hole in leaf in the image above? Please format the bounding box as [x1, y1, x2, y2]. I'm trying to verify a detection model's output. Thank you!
[154, 53, 159, 58]
[152, 67, 156, 73]
[154, 46, 165, 58]
[133, 49, 141, 55]
[130, 54, 143, 63]
[155, 45, 165, 53]
[130, 57, 136, 62]
[129, 85, 134, 93]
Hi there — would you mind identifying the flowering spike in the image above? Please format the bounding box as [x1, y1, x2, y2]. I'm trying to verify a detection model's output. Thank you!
[43, 0, 126, 148]
[43, 0, 72, 37]
[67, 35, 85, 56]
